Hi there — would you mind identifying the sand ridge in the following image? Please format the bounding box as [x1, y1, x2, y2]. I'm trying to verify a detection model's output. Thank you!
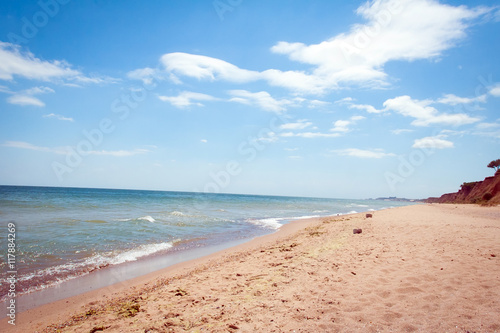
[2, 204, 500, 332]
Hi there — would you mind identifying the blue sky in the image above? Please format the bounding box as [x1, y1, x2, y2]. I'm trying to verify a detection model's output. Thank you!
[0, 0, 499, 199]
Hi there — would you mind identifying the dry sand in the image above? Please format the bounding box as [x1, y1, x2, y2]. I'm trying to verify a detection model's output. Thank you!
[2, 204, 500, 332]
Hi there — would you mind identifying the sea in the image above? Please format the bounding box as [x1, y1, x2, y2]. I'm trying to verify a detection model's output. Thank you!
[0, 185, 414, 305]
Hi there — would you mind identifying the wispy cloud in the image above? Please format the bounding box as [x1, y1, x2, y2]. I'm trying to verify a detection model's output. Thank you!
[281, 131, 341, 139]
[331, 115, 365, 133]
[334, 148, 395, 159]
[280, 119, 313, 130]
[158, 91, 218, 108]
[335, 96, 384, 113]
[391, 129, 414, 135]
[436, 93, 487, 105]
[383, 95, 480, 126]
[7, 94, 45, 107]
[2, 141, 69, 154]
[489, 84, 500, 97]
[228, 90, 293, 113]
[127, 67, 159, 85]
[412, 135, 454, 149]
[0, 42, 116, 85]
[473, 121, 500, 139]
[279, 115, 365, 139]
[2, 141, 151, 156]
[43, 113, 74, 122]
[1, 85, 55, 107]
[0, 42, 79, 81]
[88, 149, 150, 157]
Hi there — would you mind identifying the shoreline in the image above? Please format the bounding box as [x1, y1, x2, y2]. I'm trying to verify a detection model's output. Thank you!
[0, 212, 326, 332]
[0, 209, 379, 318]
[0, 213, 353, 316]
[3, 203, 500, 332]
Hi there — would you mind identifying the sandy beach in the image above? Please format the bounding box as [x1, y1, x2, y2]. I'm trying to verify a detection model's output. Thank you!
[2, 204, 500, 332]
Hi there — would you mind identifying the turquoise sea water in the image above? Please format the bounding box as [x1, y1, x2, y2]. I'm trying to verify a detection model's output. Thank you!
[0, 186, 414, 300]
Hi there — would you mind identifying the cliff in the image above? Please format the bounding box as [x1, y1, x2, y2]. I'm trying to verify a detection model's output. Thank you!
[426, 172, 500, 205]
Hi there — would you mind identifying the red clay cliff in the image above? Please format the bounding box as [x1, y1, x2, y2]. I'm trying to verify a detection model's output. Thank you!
[427, 172, 500, 205]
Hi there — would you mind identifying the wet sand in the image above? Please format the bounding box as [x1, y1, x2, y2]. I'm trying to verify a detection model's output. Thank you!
[2, 204, 500, 332]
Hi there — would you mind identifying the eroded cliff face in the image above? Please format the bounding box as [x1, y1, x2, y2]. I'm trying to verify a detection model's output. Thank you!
[427, 173, 500, 205]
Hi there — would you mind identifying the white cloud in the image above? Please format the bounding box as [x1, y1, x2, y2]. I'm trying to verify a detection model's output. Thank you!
[43, 113, 74, 122]
[476, 122, 500, 130]
[158, 91, 218, 108]
[288, 155, 303, 160]
[24, 86, 55, 95]
[308, 99, 330, 108]
[229, 90, 291, 113]
[3, 85, 54, 107]
[200, 139, 208, 143]
[254, 132, 279, 143]
[437, 93, 487, 105]
[88, 149, 150, 157]
[270, 0, 491, 91]
[279, 115, 364, 138]
[281, 132, 341, 139]
[0, 42, 79, 81]
[2, 141, 68, 154]
[159, 53, 326, 93]
[412, 135, 454, 149]
[391, 128, 413, 135]
[2, 141, 150, 156]
[335, 97, 383, 113]
[0, 42, 115, 86]
[489, 84, 500, 97]
[280, 120, 313, 130]
[383, 95, 480, 126]
[7, 94, 45, 107]
[334, 148, 395, 159]
[161, 52, 260, 83]
[350, 115, 366, 121]
[331, 115, 365, 132]
[331, 120, 351, 133]
[474, 121, 500, 139]
[348, 103, 384, 114]
[133, 1, 491, 94]
[335, 97, 354, 104]
[127, 67, 159, 85]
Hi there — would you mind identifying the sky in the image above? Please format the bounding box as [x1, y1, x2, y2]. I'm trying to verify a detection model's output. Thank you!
[0, 0, 499, 199]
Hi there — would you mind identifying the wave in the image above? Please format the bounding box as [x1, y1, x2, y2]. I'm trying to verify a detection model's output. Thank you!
[289, 215, 320, 220]
[0, 241, 176, 301]
[170, 211, 186, 217]
[138, 215, 156, 223]
[116, 215, 156, 223]
[246, 217, 284, 230]
[246, 215, 321, 230]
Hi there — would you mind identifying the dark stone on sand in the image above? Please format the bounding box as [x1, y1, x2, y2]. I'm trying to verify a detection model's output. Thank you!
[353, 228, 362, 234]
[366, 213, 373, 218]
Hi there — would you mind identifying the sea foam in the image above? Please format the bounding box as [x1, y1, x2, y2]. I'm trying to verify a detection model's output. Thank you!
[138, 215, 156, 223]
